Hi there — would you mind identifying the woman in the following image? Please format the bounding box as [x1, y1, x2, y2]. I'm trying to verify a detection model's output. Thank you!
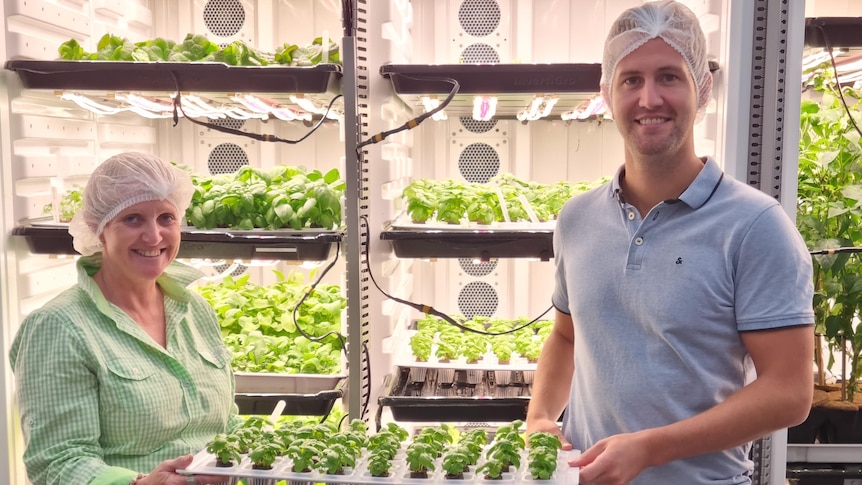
[10, 152, 243, 485]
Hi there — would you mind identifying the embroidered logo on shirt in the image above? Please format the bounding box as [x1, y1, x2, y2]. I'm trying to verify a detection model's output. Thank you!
[675, 257, 683, 265]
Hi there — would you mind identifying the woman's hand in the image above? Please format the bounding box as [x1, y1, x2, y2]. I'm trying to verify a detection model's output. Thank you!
[139, 454, 225, 484]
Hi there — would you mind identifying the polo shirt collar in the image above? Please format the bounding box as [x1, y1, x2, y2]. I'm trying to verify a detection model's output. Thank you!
[609, 156, 723, 210]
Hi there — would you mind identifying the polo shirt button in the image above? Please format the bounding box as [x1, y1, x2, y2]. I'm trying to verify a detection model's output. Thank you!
[628, 211, 635, 220]
[634, 237, 644, 246]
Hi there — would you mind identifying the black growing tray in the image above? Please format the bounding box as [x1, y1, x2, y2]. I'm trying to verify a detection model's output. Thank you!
[378, 366, 532, 422]
[380, 226, 554, 261]
[234, 377, 346, 416]
[6, 60, 342, 93]
[12, 224, 342, 261]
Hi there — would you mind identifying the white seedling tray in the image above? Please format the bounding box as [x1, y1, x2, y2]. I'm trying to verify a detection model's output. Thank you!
[181, 448, 580, 485]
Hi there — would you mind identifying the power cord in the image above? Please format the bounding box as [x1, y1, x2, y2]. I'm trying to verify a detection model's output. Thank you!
[356, 74, 459, 150]
[359, 214, 553, 336]
[168, 69, 342, 144]
[290, 241, 348, 354]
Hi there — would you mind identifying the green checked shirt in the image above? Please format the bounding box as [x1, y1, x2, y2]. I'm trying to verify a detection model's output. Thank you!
[10, 255, 244, 485]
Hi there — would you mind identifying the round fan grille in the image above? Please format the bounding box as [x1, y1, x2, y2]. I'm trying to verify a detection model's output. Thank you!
[460, 43, 500, 63]
[458, 0, 501, 37]
[458, 142, 500, 183]
[203, 0, 246, 37]
[207, 143, 249, 174]
[457, 281, 498, 318]
[459, 117, 497, 134]
[459, 258, 497, 277]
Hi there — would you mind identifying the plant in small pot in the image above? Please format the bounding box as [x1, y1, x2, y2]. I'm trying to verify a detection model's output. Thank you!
[247, 441, 283, 485]
[405, 441, 436, 478]
[415, 423, 454, 457]
[228, 426, 259, 455]
[527, 446, 558, 480]
[410, 330, 434, 364]
[313, 443, 356, 476]
[441, 449, 471, 479]
[476, 456, 508, 480]
[402, 179, 438, 224]
[285, 438, 324, 473]
[367, 430, 402, 460]
[794, 67, 862, 443]
[366, 450, 394, 478]
[206, 434, 242, 468]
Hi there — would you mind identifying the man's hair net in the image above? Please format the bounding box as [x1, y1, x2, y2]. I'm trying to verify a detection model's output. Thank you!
[69, 152, 194, 256]
[600, 0, 713, 120]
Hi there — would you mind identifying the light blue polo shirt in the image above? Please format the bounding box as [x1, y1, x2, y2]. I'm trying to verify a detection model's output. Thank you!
[552, 158, 814, 484]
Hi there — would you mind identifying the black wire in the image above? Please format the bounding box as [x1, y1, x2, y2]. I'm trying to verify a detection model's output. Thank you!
[356, 74, 460, 150]
[168, 69, 342, 144]
[810, 247, 862, 255]
[341, 0, 354, 36]
[290, 241, 348, 354]
[359, 214, 553, 336]
[815, 25, 862, 141]
[360, 341, 371, 421]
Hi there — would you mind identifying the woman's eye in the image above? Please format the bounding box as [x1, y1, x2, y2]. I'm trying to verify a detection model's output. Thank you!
[159, 213, 178, 224]
[123, 214, 141, 224]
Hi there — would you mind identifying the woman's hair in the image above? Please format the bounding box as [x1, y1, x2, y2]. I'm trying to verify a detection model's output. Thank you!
[68, 152, 194, 256]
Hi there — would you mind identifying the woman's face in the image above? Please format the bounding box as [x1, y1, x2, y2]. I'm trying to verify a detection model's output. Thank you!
[99, 199, 181, 283]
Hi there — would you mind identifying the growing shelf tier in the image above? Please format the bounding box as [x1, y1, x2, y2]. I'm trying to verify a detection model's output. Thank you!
[13, 224, 342, 261]
[380, 63, 601, 119]
[6, 59, 342, 95]
[380, 224, 553, 261]
[233, 373, 346, 416]
[378, 366, 533, 422]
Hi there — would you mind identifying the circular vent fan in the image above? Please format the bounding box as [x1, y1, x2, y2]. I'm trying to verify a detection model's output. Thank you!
[459, 258, 497, 278]
[458, 281, 499, 318]
[458, 142, 500, 183]
[460, 43, 500, 63]
[459, 117, 497, 134]
[203, 0, 246, 37]
[207, 142, 249, 174]
[458, 0, 501, 37]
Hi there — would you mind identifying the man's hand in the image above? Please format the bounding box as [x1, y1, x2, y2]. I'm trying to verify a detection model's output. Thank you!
[569, 431, 652, 485]
[525, 418, 572, 450]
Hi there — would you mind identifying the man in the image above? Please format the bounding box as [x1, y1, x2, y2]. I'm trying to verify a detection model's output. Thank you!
[524, 1, 814, 484]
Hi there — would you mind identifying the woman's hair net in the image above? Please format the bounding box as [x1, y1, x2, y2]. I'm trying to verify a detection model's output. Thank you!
[69, 152, 194, 256]
[600, 0, 713, 120]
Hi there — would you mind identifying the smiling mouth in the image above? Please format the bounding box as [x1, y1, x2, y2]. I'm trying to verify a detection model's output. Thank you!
[134, 249, 163, 257]
[637, 118, 668, 125]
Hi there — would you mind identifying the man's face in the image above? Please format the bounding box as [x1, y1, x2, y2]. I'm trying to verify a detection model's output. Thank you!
[609, 38, 698, 160]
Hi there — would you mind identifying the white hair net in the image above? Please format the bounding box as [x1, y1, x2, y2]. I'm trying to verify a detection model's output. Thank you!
[68, 152, 194, 256]
[600, 0, 713, 120]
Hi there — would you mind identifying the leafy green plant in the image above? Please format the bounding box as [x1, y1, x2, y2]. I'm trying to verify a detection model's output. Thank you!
[43, 185, 83, 222]
[410, 330, 434, 362]
[248, 441, 282, 470]
[285, 438, 323, 473]
[195, 269, 345, 374]
[797, 69, 862, 400]
[527, 446, 558, 480]
[441, 449, 470, 478]
[367, 451, 394, 477]
[476, 457, 507, 479]
[405, 442, 436, 477]
[314, 443, 356, 475]
[205, 434, 241, 467]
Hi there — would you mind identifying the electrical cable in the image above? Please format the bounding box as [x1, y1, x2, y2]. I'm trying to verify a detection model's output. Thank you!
[360, 341, 371, 421]
[341, 0, 354, 37]
[814, 25, 862, 140]
[290, 241, 348, 355]
[356, 74, 459, 150]
[359, 214, 553, 336]
[810, 247, 862, 255]
[168, 70, 342, 144]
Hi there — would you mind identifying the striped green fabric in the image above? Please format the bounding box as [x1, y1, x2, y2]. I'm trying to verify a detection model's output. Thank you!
[10, 255, 244, 485]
